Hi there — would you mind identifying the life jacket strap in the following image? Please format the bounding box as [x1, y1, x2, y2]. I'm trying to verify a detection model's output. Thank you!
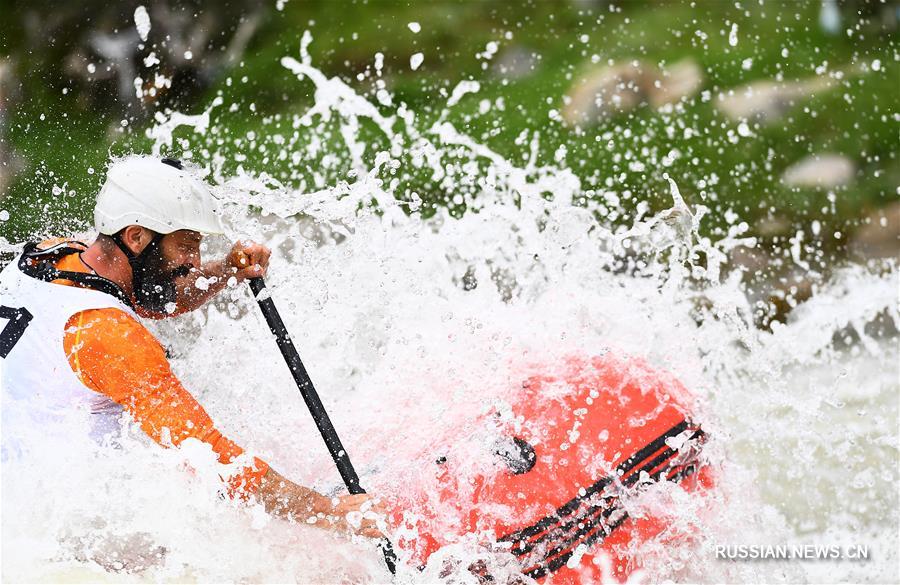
[19, 242, 134, 309]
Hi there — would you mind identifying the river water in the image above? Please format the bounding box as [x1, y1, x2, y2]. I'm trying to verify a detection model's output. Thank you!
[1, 32, 897, 584]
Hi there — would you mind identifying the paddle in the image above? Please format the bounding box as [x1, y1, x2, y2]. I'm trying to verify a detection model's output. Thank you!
[248, 276, 398, 574]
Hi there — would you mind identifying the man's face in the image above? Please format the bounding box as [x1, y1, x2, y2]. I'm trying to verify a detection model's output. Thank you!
[157, 230, 202, 276]
[131, 229, 202, 315]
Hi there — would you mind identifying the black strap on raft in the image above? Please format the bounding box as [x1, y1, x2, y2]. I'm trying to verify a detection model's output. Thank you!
[248, 276, 398, 575]
[498, 420, 706, 579]
[18, 241, 134, 309]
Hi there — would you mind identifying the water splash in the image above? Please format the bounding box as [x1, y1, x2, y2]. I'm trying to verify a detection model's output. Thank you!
[3, 32, 897, 584]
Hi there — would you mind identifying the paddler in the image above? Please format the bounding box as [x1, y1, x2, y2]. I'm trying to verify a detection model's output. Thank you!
[0, 155, 384, 539]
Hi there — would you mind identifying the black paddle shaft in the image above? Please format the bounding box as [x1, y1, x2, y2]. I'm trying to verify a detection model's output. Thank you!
[249, 277, 361, 491]
[248, 277, 397, 573]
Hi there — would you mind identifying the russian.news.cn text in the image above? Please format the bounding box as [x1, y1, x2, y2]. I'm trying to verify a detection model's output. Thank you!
[715, 545, 871, 562]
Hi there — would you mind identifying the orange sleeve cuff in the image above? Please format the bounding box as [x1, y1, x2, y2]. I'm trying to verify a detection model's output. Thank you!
[226, 456, 270, 500]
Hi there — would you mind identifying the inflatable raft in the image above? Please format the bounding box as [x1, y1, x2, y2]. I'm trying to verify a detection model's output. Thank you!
[390, 353, 713, 582]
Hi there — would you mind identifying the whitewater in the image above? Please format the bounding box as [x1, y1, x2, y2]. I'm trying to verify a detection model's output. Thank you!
[1, 32, 897, 584]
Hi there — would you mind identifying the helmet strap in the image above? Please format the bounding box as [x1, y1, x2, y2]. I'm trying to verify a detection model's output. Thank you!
[110, 230, 167, 305]
[110, 230, 164, 263]
[110, 231, 138, 260]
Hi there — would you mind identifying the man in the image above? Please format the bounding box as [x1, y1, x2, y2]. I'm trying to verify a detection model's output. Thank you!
[0, 155, 383, 540]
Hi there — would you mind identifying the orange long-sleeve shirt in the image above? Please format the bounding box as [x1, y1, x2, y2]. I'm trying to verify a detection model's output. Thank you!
[50, 243, 268, 497]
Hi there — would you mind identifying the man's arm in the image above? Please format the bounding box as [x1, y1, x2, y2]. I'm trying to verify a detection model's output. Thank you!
[63, 307, 384, 539]
[173, 240, 272, 314]
[257, 467, 385, 539]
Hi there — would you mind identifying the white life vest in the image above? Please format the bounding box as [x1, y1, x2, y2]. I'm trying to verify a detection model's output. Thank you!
[0, 250, 140, 449]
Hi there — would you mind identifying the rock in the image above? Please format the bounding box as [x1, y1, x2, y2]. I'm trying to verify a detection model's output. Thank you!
[570, 0, 610, 9]
[755, 215, 793, 237]
[491, 46, 538, 81]
[819, 0, 842, 35]
[850, 202, 900, 260]
[716, 76, 834, 124]
[562, 61, 645, 126]
[0, 57, 23, 197]
[729, 244, 771, 275]
[561, 58, 703, 127]
[763, 272, 815, 330]
[820, 0, 899, 36]
[781, 153, 856, 189]
[646, 59, 704, 108]
[88, 30, 141, 111]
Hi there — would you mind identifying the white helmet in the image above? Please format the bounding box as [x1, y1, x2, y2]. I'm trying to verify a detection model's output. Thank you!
[94, 155, 225, 236]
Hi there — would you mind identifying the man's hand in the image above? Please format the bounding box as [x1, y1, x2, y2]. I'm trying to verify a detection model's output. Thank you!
[257, 467, 388, 540]
[167, 240, 272, 316]
[226, 240, 271, 281]
[313, 493, 388, 539]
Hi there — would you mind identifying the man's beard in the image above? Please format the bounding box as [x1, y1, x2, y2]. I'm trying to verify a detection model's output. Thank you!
[131, 237, 192, 315]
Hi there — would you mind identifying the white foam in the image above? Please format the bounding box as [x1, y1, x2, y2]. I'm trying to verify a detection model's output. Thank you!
[3, 30, 897, 584]
[134, 6, 151, 42]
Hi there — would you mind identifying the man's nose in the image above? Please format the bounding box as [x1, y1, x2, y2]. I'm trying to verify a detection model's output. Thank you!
[186, 252, 201, 270]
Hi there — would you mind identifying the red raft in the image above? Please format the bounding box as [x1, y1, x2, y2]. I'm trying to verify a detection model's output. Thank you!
[390, 353, 714, 582]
